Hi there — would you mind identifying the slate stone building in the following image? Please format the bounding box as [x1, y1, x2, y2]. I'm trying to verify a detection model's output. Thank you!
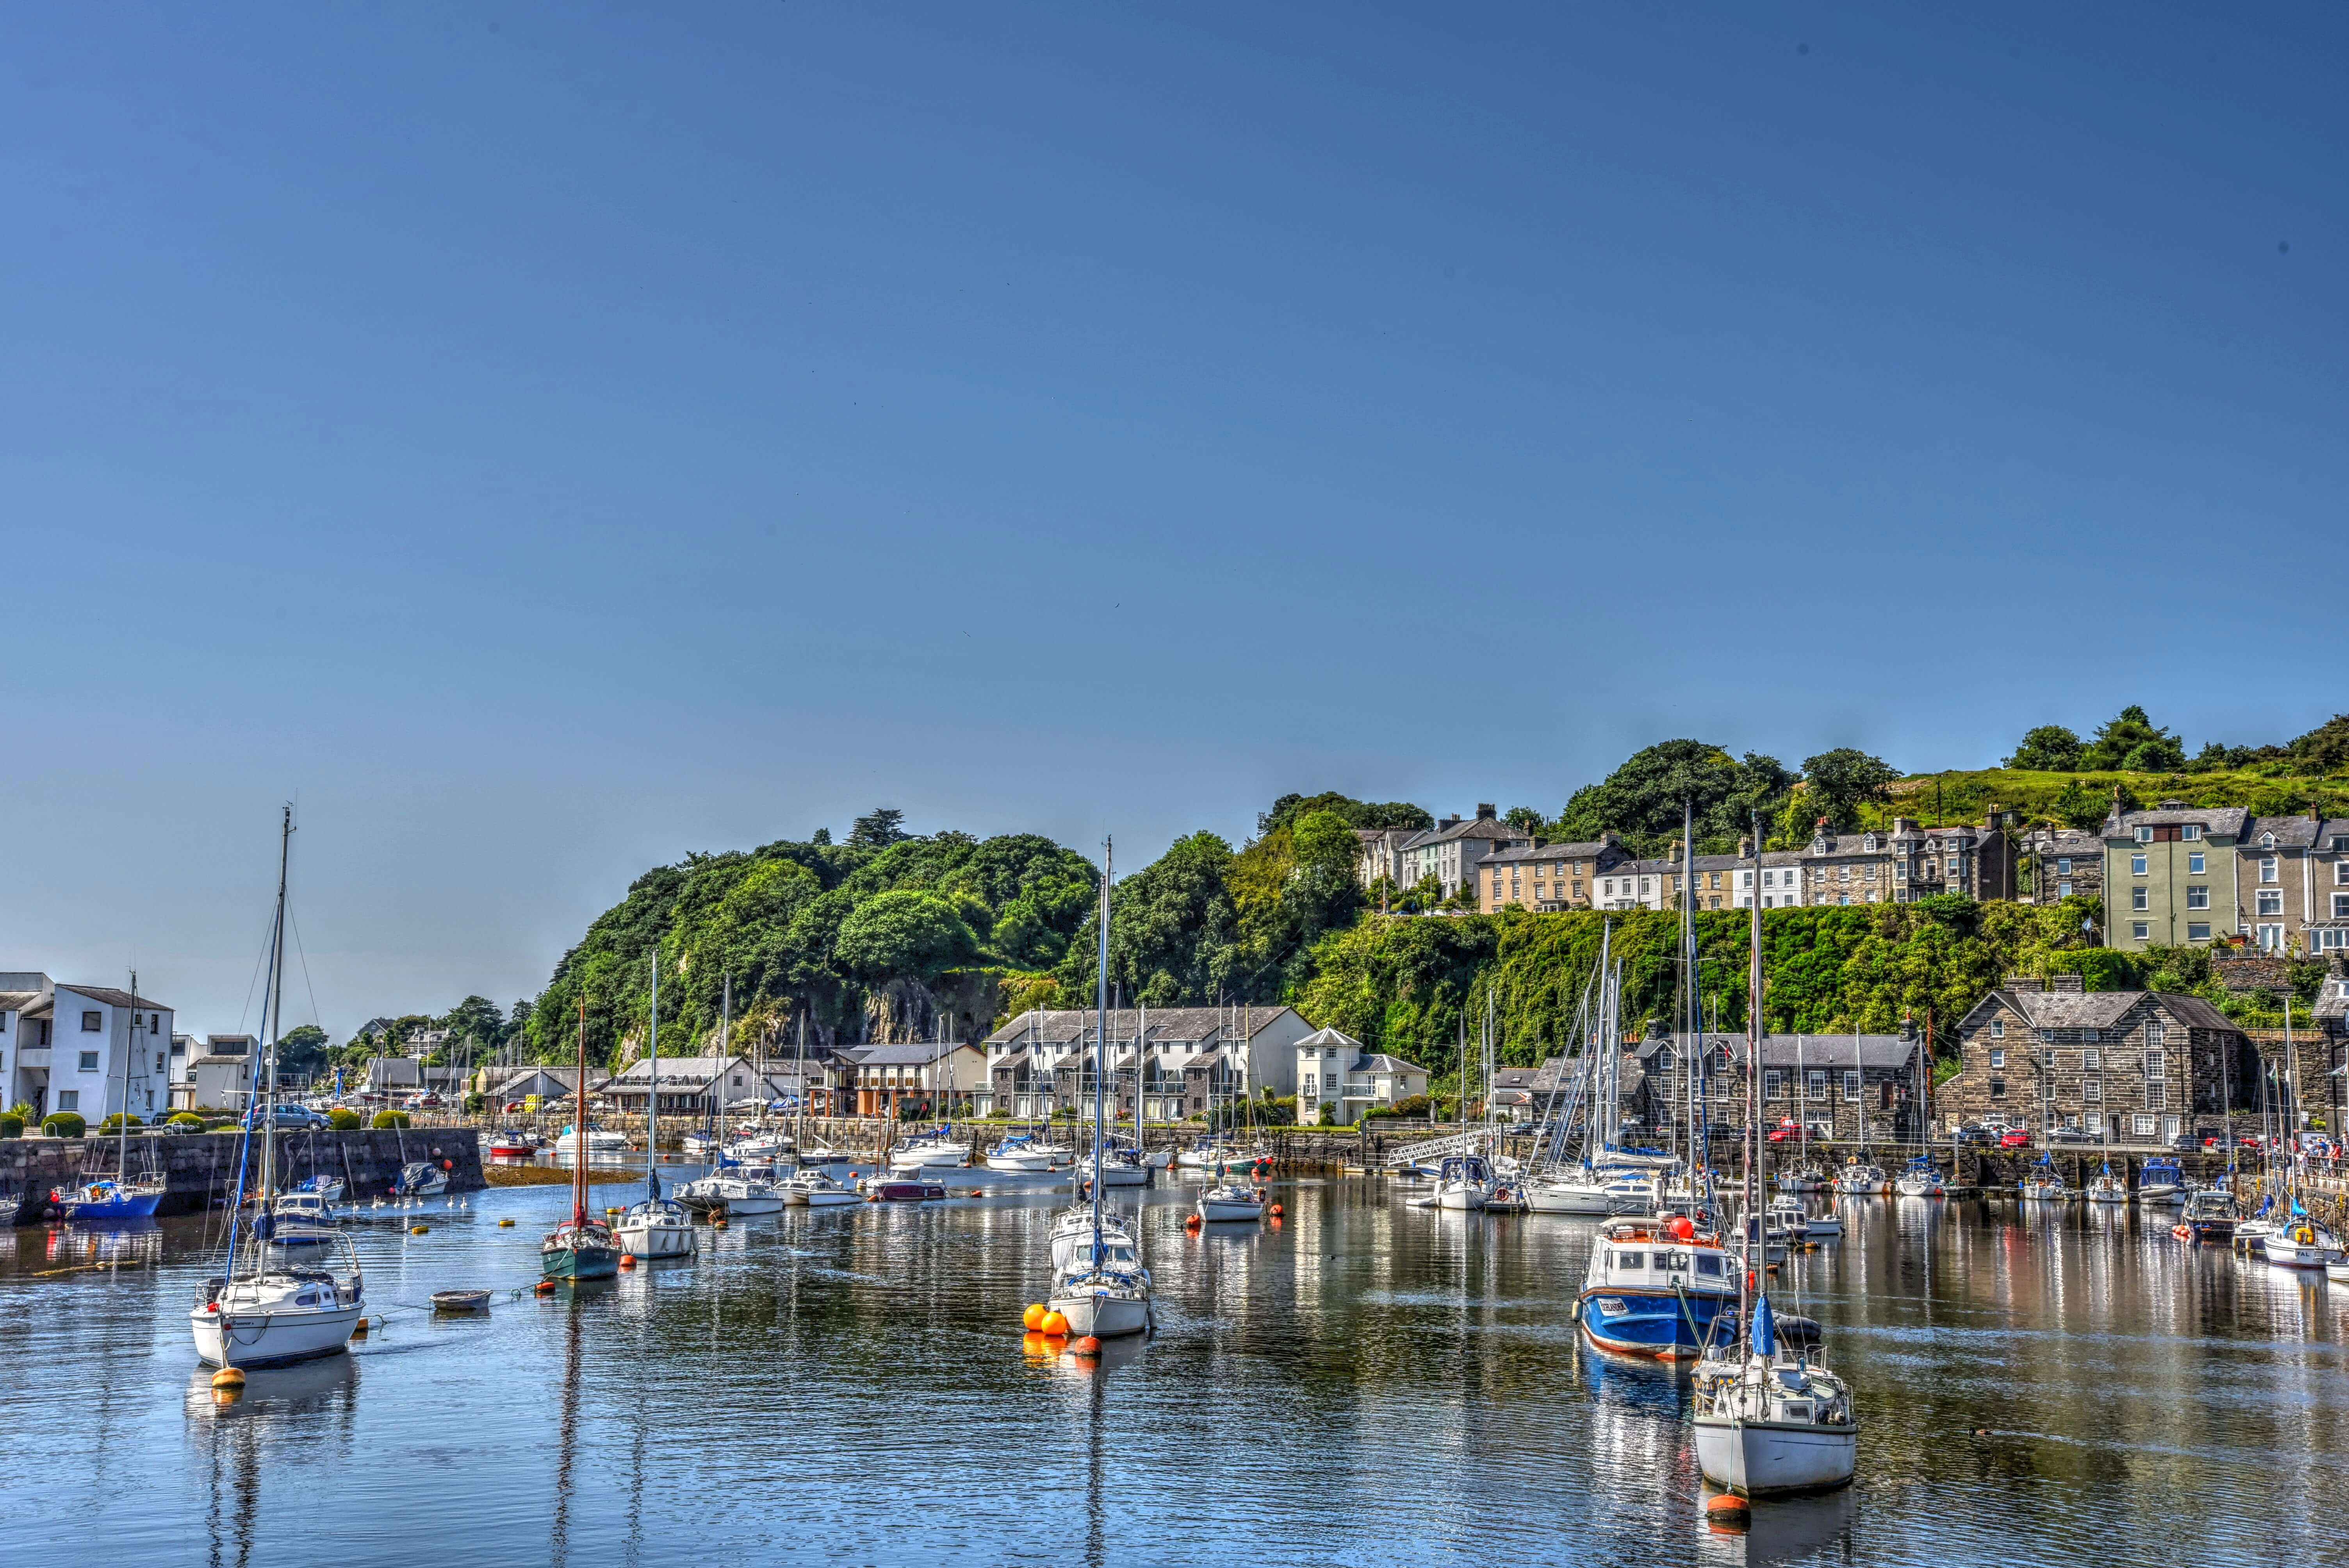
[1942, 976, 2253, 1142]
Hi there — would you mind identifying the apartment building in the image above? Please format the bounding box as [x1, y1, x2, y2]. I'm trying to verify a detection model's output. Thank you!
[1395, 806, 1532, 899]
[0, 973, 176, 1122]
[2021, 826, 2106, 905]
[2231, 814, 2349, 955]
[2102, 804, 2248, 951]
[980, 1006, 1314, 1121]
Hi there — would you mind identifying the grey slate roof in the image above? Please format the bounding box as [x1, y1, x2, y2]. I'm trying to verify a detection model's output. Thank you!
[984, 1007, 1300, 1047]
[61, 984, 168, 1010]
[840, 1042, 977, 1068]
[2108, 806, 2250, 841]
[1962, 988, 2243, 1034]
[2245, 816, 2339, 849]
[0, 991, 41, 1012]
[1638, 1031, 1921, 1069]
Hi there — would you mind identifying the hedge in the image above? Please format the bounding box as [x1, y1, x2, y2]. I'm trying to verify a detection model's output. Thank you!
[371, 1110, 411, 1130]
[42, 1112, 87, 1139]
[328, 1108, 363, 1131]
[0, 1114, 22, 1139]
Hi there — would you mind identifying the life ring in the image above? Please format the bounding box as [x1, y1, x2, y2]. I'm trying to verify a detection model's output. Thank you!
[1493, 1187, 1511, 1203]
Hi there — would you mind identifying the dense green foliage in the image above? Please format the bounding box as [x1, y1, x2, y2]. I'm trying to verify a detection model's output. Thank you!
[166, 1111, 205, 1129]
[1997, 706, 2349, 782]
[42, 1112, 86, 1138]
[371, 1110, 410, 1130]
[1257, 793, 1431, 835]
[98, 1113, 144, 1132]
[326, 1108, 362, 1131]
[0, 1113, 21, 1139]
[526, 823, 1098, 1066]
[1552, 740, 1795, 855]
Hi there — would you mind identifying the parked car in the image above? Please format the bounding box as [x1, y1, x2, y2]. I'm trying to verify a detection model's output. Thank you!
[1999, 1128, 2033, 1148]
[2048, 1125, 2101, 1146]
[1765, 1118, 1804, 1143]
[244, 1103, 329, 1130]
[1954, 1123, 1997, 1147]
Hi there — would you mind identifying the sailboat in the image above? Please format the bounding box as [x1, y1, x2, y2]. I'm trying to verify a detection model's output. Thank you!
[1044, 838, 1152, 1339]
[543, 998, 621, 1281]
[1690, 814, 1858, 1497]
[191, 808, 365, 1368]
[2085, 1162, 2129, 1205]
[617, 952, 696, 1261]
[59, 971, 168, 1222]
[2017, 1155, 2069, 1202]
[1893, 1155, 1945, 1198]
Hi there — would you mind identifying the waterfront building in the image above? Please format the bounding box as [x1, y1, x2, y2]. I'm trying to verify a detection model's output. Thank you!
[603, 1053, 803, 1118]
[174, 1035, 257, 1112]
[0, 973, 175, 1123]
[2020, 825, 2106, 906]
[832, 1040, 987, 1118]
[1626, 1027, 1928, 1147]
[1292, 1026, 1428, 1124]
[2101, 802, 2248, 952]
[1941, 976, 2252, 1142]
[980, 1006, 1314, 1121]
[485, 1065, 601, 1108]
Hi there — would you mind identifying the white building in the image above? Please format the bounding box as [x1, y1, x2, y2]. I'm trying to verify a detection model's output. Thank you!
[173, 1035, 260, 1112]
[602, 1054, 797, 1117]
[1292, 1026, 1429, 1125]
[980, 1006, 1317, 1121]
[1395, 807, 1533, 899]
[0, 973, 175, 1122]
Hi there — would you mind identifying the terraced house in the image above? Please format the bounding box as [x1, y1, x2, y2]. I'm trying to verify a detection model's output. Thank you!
[2102, 803, 2247, 951]
[2231, 814, 2349, 956]
[1476, 834, 1633, 911]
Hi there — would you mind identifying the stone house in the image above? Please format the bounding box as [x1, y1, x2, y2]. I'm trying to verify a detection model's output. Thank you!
[1625, 1028, 1927, 1146]
[2021, 826, 2106, 906]
[980, 1006, 1313, 1121]
[2233, 814, 2349, 955]
[1356, 828, 1420, 891]
[1476, 834, 1633, 912]
[1941, 976, 2251, 1142]
[2103, 803, 2248, 953]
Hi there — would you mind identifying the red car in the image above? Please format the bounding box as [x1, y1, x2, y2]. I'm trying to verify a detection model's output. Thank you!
[1999, 1129, 2032, 1148]
[1766, 1119, 1802, 1143]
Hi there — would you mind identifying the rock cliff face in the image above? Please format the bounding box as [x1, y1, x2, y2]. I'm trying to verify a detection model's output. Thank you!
[861, 971, 1008, 1045]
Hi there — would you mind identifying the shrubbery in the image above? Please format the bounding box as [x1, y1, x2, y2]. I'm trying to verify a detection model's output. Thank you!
[99, 1113, 144, 1132]
[328, 1108, 363, 1131]
[42, 1112, 87, 1139]
[371, 1110, 411, 1130]
[0, 1113, 22, 1139]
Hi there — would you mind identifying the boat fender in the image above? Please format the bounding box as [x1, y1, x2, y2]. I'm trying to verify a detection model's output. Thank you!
[1269, 1203, 1284, 1218]
[1023, 1303, 1047, 1331]
[499, 1218, 515, 1228]
[535, 1279, 556, 1295]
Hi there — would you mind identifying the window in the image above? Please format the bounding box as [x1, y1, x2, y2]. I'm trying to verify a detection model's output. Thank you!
[2262, 857, 2279, 884]
[1616, 1250, 1645, 1271]
[2132, 854, 2149, 877]
[2133, 1114, 2157, 1137]
[1990, 1049, 2006, 1070]
[1842, 1070, 1861, 1101]
[2132, 921, 2150, 941]
[78, 1050, 99, 1071]
[2084, 1078, 2101, 1103]
[2147, 1019, 2165, 1050]
[2188, 851, 2205, 875]
[2337, 860, 2349, 884]
[2132, 887, 2149, 911]
[1838, 866, 1850, 883]
[2187, 885, 2208, 909]
[1807, 1069, 1827, 1099]
[2136, 827, 2154, 844]
[2335, 894, 2349, 919]
[2258, 890, 2283, 916]
[57, 1090, 78, 1112]
[2144, 1048, 2165, 1078]
[1991, 1019, 2005, 1039]
[154, 1053, 164, 1073]
[2183, 823, 2201, 841]
[2084, 1049, 2101, 1069]
[2057, 857, 2073, 875]
[1990, 1079, 2007, 1098]
[2058, 882, 2074, 898]
[2187, 923, 2211, 942]
[81, 1011, 102, 1032]
[2262, 833, 2276, 850]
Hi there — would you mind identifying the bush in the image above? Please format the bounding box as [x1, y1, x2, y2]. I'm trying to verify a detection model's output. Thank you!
[99, 1113, 144, 1132]
[42, 1112, 87, 1139]
[167, 1112, 205, 1129]
[371, 1110, 411, 1130]
[327, 1108, 363, 1131]
[0, 1113, 22, 1139]
[1385, 1094, 1432, 1119]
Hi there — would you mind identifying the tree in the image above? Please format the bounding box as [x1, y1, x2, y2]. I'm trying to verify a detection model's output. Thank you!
[1553, 740, 1795, 854]
[1257, 792, 1431, 836]
[1059, 832, 1241, 1007]
[2005, 726, 2083, 772]
[1799, 749, 1900, 832]
[275, 1025, 330, 1080]
[849, 808, 909, 847]
[2079, 706, 2178, 772]
[1504, 806, 1547, 835]
[441, 995, 504, 1050]
[2050, 777, 2127, 830]
[832, 891, 979, 981]
[2290, 714, 2349, 776]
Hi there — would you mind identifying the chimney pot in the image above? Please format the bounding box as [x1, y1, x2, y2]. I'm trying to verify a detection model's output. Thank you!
[2005, 973, 2043, 992]
[1476, 803, 1497, 821]
[2052, 973, 2085, 994]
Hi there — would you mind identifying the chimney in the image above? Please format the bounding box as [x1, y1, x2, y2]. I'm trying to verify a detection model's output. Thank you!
[1475, 803, 1497, 821]
[2004, 974, 2044, 992]
[1738, 835, 1752, 857]
[1438, 814, 1461, 831]
[1669, 838, 1684, 864]
[2051, 973, 2085, 994]
[1899, 1015, 1916, 1042]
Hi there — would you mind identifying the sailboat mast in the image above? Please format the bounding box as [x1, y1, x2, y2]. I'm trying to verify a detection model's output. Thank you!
[121, 967, 138, 1178]
[1091, 838, 1112, 1234]
[1681, 796, 1698, 1182]
[648, 951, 660, 1200]
[575, 996, 589, 1226]
[1746, 810, 1764, 1336]
[261, 805, 292, 1206]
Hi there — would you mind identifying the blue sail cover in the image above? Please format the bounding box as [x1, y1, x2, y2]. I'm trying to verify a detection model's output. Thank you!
[1752, 1294, 1776, 1358]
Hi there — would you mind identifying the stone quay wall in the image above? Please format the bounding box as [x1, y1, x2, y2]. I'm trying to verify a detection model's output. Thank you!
[1, 1128, 487, 1224]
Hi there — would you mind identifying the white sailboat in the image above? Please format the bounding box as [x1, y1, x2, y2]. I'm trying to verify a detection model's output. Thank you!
[986, 1131, 1073, 1171]
[890, 1125, 971, 1171]
[191, 809, 365, 1370]
[1045, 839, 1152, 1340]
[2085, 1162, 2129, 1205]
[617, 953, 696, 1262]
[1691, 816, 1857, 1498]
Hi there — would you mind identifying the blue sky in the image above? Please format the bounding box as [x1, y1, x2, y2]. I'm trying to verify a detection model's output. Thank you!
[5, 3, 2343, 1032]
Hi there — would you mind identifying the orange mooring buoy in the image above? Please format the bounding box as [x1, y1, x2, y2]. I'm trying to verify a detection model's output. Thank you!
[1039, 1310, 1069, 1337]
[619, 1254, 637, 1270]
[535, 1279, 557, 1295]
[1705, 1493, 1750, 1532]
[1023, 1303, 1047, 1331]
[1269, 1203, 1284, 1218]
[1073, 1335, 1102, 1358]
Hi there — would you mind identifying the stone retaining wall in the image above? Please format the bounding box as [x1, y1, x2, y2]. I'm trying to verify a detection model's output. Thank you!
[0, 1128, 486, 1223]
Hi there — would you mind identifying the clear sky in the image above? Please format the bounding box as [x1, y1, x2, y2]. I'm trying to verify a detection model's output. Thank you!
[5, 3, 2343, 1034]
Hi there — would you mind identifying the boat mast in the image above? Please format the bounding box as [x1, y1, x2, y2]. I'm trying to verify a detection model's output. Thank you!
[261, 805, 292, 1211]
[120, 967, 138, 1179]
[575, 996, 589, 1228]
[1745, 809, 1764, 1342]
[1682, 796, 1700, 1186]
[1091, 837, 1112, 1244]
[648, 951, 661, 1201]
[721, 968, 731, 1142]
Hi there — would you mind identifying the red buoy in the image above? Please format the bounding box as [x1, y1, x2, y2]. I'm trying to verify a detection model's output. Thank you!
[1705, 1493, 1750, 1532]
[1073, 1336, 1102, 1358]
[1269, 1203, 1284, 1218]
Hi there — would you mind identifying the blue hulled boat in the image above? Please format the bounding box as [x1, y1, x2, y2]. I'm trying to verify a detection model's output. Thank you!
[57, 1177, 165, 1222]
[1577, 1215, 1740, 1358]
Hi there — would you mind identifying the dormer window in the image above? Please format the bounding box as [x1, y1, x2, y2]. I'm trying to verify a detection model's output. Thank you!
[2136, 827, 2154, 844]
[2262, 832, 2276, 850]
[1862, 834, 1878, 852]
[2182, 823, 2201, 840]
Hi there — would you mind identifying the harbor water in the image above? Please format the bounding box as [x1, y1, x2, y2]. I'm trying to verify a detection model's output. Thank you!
[7, 1172, 2349, 1566]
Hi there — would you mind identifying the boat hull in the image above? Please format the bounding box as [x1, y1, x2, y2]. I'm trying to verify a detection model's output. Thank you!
[542, 1243, 621, 1279]
[1524, 1183, 1615, 1215]
[986, 1151, 1062, 1171]
[618, 1219, 697, 1259]
[1049, 1287, 1150, 1338]
[190, 1303, 361, 1368]
[1576, 1285, 1736, 1359]
[1196, 1196, 1265, 1222]
[64, 1191, 165, 1222]
[1693, 1415, 1858, 1497]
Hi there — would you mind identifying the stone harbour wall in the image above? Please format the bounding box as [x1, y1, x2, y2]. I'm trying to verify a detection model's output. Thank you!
[0, 1128, 486, 1223]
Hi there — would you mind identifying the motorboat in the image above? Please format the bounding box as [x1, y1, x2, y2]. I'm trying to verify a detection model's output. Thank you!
[680, 1130, 722, 1158]
[890, 1127, 971, 1171]
[2174, 1187, 2237, 1243]
[1692, 1295, 1857, 1497]
[1763, 1194, 1813, 1242]
[617, 1196, 698, 1259]
[293, 1174, 345, 1203]
[1196, 1181, 1266, 1223]
[56, 1177, 167, 1223]
[725, 1129, 797, 1163]
[782, 1169, 861, 1208]
[268, 1190, 340, 1240]
[485, 1130, 538, 1159]
[1774, 1167, 1830, 1194]
[2235, 1217, 2277, 1255]
[392, 1161, 448, 1198]
[1832, 1162, 1887, 1196]
[1791, 1199, 1841, 1238]
[1408, 1153, 1495, 1212]
[2085, 1165, 2129, 1204]
[986, 1133, 1072, 1172]
[2263, 1215, 2343, 1269]
[1575, 1215, 1739, 1359]
[1729, 1208, 1790, 1268]
[2137, 1158, 2186, 1204]
[863, 1177, 947, 1201]
[554, 1124, 631, 1155]
[675, 1171, 784, 1215]
[1893, 1157, 1945, 1199]
[1080, 1144, 1150, 1190]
